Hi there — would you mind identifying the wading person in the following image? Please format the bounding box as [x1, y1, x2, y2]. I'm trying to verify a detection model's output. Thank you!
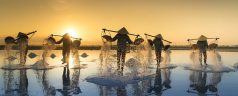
[197, 35, 208, 65]
[16, 31, 36, 65]
[110, 27, 133, 71]
[151, 34, 164, 65]
[56, 33, 72, 65]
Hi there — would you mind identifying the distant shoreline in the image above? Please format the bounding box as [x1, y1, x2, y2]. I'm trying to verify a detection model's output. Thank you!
[1, 45, 238, 52]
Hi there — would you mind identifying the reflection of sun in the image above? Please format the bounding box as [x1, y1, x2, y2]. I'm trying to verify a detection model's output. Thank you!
[64, 28, 79, 38]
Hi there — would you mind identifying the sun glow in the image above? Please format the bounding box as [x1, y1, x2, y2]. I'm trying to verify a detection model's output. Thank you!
[64, 28, 79, 38]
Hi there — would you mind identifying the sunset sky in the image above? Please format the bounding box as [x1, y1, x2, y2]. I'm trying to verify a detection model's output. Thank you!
[1, 0, 238, 45]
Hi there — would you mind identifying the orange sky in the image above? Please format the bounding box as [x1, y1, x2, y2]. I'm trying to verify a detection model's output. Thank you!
[1, 0, 238, 45]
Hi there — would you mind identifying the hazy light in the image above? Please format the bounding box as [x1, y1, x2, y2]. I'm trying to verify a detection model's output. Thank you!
[64, 27, 79, 38]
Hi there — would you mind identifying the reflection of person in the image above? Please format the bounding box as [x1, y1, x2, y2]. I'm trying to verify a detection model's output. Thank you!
[151, 34, 164, 65]
[110, 27, 133, 71]
[116, 86, 127, 96]
[197, 35, 208, 65]
[152, 66, 163, 95]
[116, 71, 127, 96]
[188, 71, 220, 95]
[147, 65, 171, 96]
[71, 69, 82, 94]
[56, 33, 72, 64]
[57, 67, 82, 95]
[162, 69, 171, 89]
[19, 70, 28, 96]
[189, 71, 208, 95]
[207, 73, 222, 93]
[57, 67, 71, 95]
[16, 31, 36, 64]
[41, 70, 56, 96]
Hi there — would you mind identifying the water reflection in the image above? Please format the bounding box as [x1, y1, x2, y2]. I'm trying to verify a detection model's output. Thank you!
[116, 71, 127, 96]
[1, 50, 237, 96]
[3, 70, 16, 96]
[57, 67, 82, 95]
[35, 70, 56, 96]
[19, 70, 28, 96]
[147, 65, 172, 96]
[188, 70, 221, 96]
[116, 86, 127, 96]
[98, 86, 113, 96]
[4, 70, 29, 96]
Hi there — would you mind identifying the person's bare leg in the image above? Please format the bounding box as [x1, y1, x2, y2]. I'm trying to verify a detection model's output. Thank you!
[158, 50, 162, 64]
[117, 50, 121, 71]
[203, 51, 207, 65]
[199, 50, 203, 66]
[66, 49, 70, 66]
[24, 46, 28, 65]
[155, 50, 160, 65]
[121, 50, 126, 71]
[62, 49, 66, 64]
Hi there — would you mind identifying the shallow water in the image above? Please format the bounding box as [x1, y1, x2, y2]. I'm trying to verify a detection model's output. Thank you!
[0, 50, 238, 96]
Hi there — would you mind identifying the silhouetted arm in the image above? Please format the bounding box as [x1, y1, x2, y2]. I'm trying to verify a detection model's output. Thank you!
[127, 35, 133, 44]
[151, 39, 156, 47]
[26, 31, 37, 35]
[56, 38, 63, 44]
[205, 41, 208, 48]
[161, 40, 164, 48]
[111, 34, 119, 42]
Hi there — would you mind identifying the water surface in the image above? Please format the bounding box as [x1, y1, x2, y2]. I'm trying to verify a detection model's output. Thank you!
[0, 50, 238, 96]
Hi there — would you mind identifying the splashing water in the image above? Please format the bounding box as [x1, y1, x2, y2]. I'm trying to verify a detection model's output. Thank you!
[133, 44, 145, 62]
[208, 50, 233, 72]
[208, 50, 222, 71]
[160, 49, 172, 67]
[70, 48, 80, 68]
[4, 44, 17, 65]
[18, 39, 28, 65]
[99, 41, 115, 76]
[42, 42, 55, 60]
[32, 38, 56, 68]
[100, 42, 112, 63]
[5, 44, 14, 57]
[35, 70, 56, 96]
[86, 41, 155, 87]
[3, 70, 17, 96]
[189, 50, 202, 70]
[144, 41, 153, 65]
[138, 41, 154, 76]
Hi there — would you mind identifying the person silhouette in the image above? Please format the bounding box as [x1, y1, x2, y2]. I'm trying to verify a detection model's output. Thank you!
[16, 31, 36, 65]
[56, 33, 72, 65]
[151, 34, 164, 65]
[110, 27, 133, 71]
[197, 35, 209, 65]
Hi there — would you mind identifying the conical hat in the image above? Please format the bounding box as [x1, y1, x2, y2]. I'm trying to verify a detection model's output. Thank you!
[198, 35, 207, 41]
[118, 27, 129, 34]
[156, 34, 163, 39]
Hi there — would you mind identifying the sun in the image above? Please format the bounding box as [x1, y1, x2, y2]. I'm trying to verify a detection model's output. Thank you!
[64, 28, 79, 38]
